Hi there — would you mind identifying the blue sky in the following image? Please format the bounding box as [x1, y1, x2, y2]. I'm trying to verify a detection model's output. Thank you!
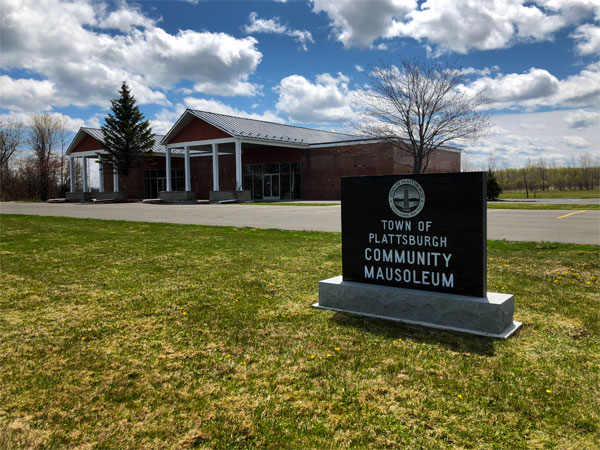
[1, 0, 599, 168]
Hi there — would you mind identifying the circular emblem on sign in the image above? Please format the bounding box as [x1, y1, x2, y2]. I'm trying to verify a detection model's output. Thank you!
[388, 179, 425, 218]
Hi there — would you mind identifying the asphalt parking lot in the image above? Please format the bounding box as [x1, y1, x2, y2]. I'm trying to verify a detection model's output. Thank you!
[1, 202, 598, 245]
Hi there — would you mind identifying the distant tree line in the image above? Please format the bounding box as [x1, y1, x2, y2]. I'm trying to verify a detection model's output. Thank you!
[491, 156, 599, 196]
[0, 114, 83, 201]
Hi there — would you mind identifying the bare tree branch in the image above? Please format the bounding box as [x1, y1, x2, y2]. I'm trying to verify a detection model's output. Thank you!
[0, 119, 24, 168]
[354, 58, 490, 173]
[28, 114, 62, 201]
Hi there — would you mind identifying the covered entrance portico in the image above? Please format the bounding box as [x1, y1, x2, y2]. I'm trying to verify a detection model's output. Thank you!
[65, 151, 122, 202]
[65, 128, 122, 202]
[160, 109, 263, 203]
[162, 138, 249, 203]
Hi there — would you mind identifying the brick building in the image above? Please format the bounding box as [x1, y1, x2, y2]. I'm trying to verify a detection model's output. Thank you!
[66, 110, 461, 201]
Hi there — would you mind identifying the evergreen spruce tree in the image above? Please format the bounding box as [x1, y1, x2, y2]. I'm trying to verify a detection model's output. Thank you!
[100, 82, 154, 200]
[487, 169, 503, 201]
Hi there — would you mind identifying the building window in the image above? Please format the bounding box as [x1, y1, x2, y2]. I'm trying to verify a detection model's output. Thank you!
[143, 168, 184, 198]
[243, 163, 301, 200]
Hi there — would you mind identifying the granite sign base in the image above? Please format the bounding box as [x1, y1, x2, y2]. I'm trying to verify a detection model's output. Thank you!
[314, 276, 521, 339]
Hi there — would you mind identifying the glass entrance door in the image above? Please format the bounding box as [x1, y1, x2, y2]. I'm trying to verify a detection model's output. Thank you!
[263, 174, 280, 200]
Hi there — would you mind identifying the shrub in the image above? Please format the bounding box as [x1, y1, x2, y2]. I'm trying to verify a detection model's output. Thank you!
[487, 170, 503, 201]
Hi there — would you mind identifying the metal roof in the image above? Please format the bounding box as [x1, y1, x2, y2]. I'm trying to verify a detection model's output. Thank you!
[80, 127, 104, 143]
[186, 110, 367, 145]
[68, 128, 168, 154]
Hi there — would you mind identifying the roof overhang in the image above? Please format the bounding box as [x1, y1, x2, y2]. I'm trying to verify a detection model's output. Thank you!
[161, 109, 233, 146]
[66, 128, 103, 155]
[68, 150, 107, 158]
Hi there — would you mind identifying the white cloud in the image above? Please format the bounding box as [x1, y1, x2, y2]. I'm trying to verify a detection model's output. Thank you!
[0, 111, 92, 133]
[460, 66, 499, 77]
[244, 12, 314, 50]
[462, 109, 600, 167]
[565, 109, 600, 128]
[275, 72, 358, 123]
[311, 0, 415, 48]
[389, 0, 564, 54]
[463, 68, 560, 109]
[534, 0, 600, 23]
[461, 64, 600, 111]
[0, 76, 57, 111]
[244, 12, 287, 34]
[563, 135, 589, 148]
[149, 104, 188, 135]
[99, 6, 156, 32]
[571, 24, 600, 55]
[546, 64, 600, 107]
[354, 64, 364, 72]
[0, 0, 263, 112]
[312, 0, 599, 53]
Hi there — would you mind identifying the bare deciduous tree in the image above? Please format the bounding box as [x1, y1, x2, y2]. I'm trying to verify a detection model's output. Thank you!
[0, 119, 24, 168]
[28, 114, 62, 201]
[0, 119, 24, 198]
[355, 58, 490, 173]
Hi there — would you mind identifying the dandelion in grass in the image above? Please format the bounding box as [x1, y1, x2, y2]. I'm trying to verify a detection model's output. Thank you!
[457, 394, 463, 399]
[326, 353, 332, 358]
[310, 354, 315, 359]
[334, 347, 340, 351]
[546, 389, 552, 394]
[81, 337, 86, 341]
[586, 281, 591, 285]
[242, 361, 247, 366]
[226, 354, 231, 359]
[183, 311, 187, 315]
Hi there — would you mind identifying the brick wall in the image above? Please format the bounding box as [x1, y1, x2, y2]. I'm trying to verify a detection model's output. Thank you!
[70, 134, 102, 153]
[106, 142, 460, 200]
[300, 142, 460, 199]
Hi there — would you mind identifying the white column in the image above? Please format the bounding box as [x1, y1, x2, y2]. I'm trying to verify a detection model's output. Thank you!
[184, 146, 191, 192]
[69, 157, 75, 193]
[82, 156, 89, 193]
[235, 139, 242, 191]
[165, 147, 172, 192]
[113, 157, 119, 192]
[212, 143, 219, 191]
[98, 161, 104, 193]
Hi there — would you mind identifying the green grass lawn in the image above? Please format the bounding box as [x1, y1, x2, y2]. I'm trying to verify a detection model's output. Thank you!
[487, 203, 600, 210]
[1, 215, 599, 449]
[500, 188, 600, 199]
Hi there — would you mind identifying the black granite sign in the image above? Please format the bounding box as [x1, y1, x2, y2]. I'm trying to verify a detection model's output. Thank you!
[341, 172, 487, 297]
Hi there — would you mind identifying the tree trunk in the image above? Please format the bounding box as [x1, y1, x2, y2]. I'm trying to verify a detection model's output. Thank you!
[413, 155, 423, 174]
[121, 173, 129, 201]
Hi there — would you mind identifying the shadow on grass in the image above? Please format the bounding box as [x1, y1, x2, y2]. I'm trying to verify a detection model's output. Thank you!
[330, 312, 497, 356]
